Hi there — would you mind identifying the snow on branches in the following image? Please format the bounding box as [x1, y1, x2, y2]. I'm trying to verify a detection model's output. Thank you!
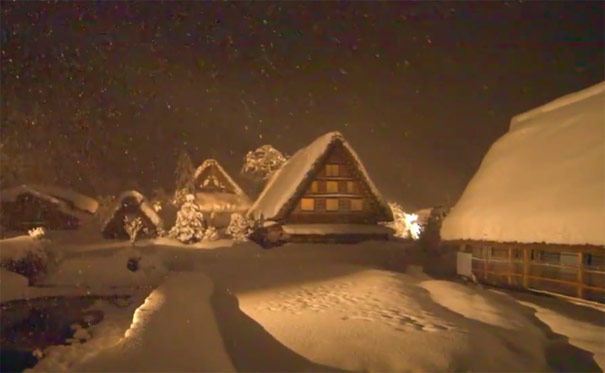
[241, 145, 287, 181]
[124, 216, 145, 246]
[169, 194, 221, 243]
[387, 202, 422, 240]
[225, 213, 255, 241]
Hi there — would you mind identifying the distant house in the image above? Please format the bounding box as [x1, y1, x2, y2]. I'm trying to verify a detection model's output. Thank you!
[102, 190, 164, 239]
[193, 159, 251, 227]
[441, 82, 605, 303]
[0, 185, 98, 230]
[247, 131, 393, 244]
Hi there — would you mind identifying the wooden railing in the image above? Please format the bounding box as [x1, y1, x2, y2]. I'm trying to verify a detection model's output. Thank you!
[469, 247, 605, 302]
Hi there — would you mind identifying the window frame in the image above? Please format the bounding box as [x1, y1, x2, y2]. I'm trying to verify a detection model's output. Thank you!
[300, 198, 315, 211]
[351, 198, 363, 211]
[326, 198, 339, 211]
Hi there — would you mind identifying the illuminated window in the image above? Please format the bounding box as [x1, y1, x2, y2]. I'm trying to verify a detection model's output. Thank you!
[325, 164, 339, 176]
[301, 198, 314, 211]
[326, 198, 339, 211]
[351, 199, 363, 211]
[326, 181, 338, 193]
[346, 181, 355, 194]
[309, 181, 318, 193]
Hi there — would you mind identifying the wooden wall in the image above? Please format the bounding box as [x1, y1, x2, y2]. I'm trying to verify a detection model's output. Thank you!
[286, 142, 382, 224]
[460, 242, 605, 303]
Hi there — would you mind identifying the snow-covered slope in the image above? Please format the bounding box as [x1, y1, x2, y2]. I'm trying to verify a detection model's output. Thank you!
[1, 185, 98, 214]
[441, 82, 605, 246]
[248, 131, 392, 221]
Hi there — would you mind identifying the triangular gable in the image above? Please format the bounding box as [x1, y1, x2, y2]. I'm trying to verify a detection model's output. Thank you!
[103, 190, 163, 232]
[248, 132, 393, 222]
[193, 159, 247, 197]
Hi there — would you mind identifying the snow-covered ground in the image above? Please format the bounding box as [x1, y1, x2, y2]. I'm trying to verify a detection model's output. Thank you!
[1, 235, 603, 372]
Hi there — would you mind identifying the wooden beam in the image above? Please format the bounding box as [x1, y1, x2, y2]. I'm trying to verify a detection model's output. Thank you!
[507, 247, 513, 286]
[523, 248, 529, 288]
[577, 252, 584, 299]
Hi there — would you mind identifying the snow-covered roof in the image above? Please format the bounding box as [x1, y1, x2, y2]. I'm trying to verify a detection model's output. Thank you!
[105, 190, 163, 229]
[193, 159, 247, 197]
[247, 131, 393, 222]
[1, 184, 98, 214]
[282, 224, 393, 235]
[195, 192, 250, 213]
[441, 81, 605, 246]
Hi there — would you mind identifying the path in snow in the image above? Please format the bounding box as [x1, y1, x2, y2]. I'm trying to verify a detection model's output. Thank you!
[71, 272, 234, 372]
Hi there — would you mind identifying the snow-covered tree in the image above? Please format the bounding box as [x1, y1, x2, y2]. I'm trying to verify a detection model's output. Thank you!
[124, 215, 145, 246]
[241, 145, 287, 182]
[169, 194, 207, 243]
[386, 202, 422, 240]
[225, 213, 255, 241]
[28, 227, 47, 240]
[173, 150, 195, 205]
[202, 226, 219, 241]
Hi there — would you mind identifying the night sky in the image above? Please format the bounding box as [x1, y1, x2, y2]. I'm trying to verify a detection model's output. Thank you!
[1, 1, 603, 209]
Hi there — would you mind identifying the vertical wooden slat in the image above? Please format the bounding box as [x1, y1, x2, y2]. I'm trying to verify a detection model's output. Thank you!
[577, 251, 584, 299]
[507, 247, 513, 286]
[523, 248, 529, 288]
[483, 246, 488, 280]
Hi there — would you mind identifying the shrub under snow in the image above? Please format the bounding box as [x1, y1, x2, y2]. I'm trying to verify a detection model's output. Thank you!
[0, 235, 49, 282]
[28, 226, 47, 240]
[225, 213, 255, 241]
[387, 202, 422, 240]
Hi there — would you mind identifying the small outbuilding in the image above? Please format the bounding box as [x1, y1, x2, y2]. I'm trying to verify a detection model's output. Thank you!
[102, 190, 164, 239]
[247, 131, 393, 244]
[440, 81, 605, 303]
[0, 184, 98, 231]
[193, 159, 251, 227]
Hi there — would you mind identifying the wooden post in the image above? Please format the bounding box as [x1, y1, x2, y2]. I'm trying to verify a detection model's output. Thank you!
[483, 246, 488, 280]
[522, 248, 529, 288]
[507, 247, 513, 286]
[577, 251, 584, 299]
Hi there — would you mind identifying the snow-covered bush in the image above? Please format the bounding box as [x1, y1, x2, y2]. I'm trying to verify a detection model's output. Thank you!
[225, 213, 255, 241]
[0, 236, 49, 282]
[124, 216, 145, 246]
[386, 202, 422, 240]
[169, 194, 207, 243]
[152, 200, 162, 212]
[202, 226, 219, 241]
[28, 226, 47, 240]
[241, 145, 287, 181]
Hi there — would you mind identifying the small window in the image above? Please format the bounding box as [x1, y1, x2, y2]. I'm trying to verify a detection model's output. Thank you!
[325, 164, 339, 177]
[346, 181, 355, 194]
[301, 198, 314, 211]
[309, 181, 318, 193]
[351, 199, 363, 211]
[326, 181, 339, 193]
[326, 198, 339, 211]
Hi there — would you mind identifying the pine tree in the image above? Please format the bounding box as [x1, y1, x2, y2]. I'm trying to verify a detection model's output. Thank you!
[174, 150, 195, 205]
[169, 194, 207, 243]
[241, 145, 287, 182]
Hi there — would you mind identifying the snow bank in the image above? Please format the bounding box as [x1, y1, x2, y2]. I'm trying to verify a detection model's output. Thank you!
[41, 248, 167, 288]
[71, 272, 234, 372]
[248, 131, 392, 221]
[0, 235, 47, 263]
[441, 81, 605, 245]
[238, 266, 567, 372]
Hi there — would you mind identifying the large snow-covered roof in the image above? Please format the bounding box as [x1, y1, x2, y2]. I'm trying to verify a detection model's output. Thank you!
[1, 184, 98, 214]
[194, 159, 247, 197]
[248, 131, 393, 221]
[195, 192, 250, 213]
[441, 81, 605, 246]
[105, 190, 163, 229]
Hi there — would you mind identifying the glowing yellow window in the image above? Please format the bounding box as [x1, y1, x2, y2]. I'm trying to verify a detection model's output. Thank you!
[326, 181, 339, 193]
[325, 164, 339, 177]
[326, 198, 339, 211]
[346, 181, 355, 194]
[351, 199, 363, 211]
[309, 181, 318, 193]
[301, 198, 315, 211]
